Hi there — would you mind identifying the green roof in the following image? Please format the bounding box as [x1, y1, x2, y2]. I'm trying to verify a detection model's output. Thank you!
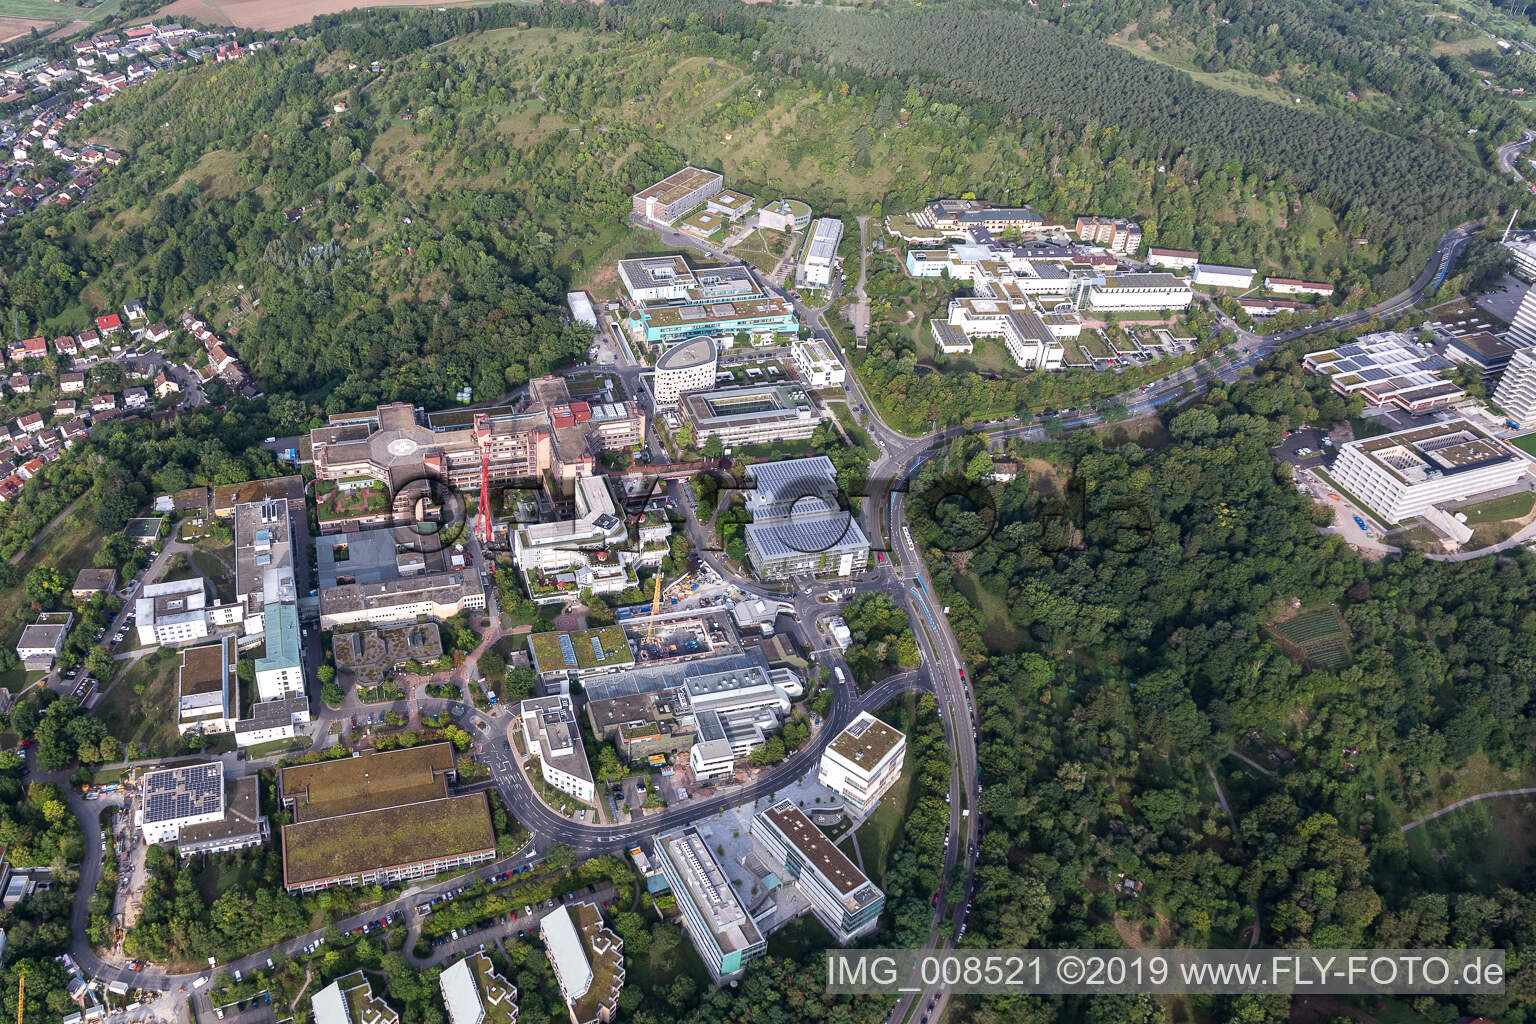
[528, 626, 633, 673]
[282, 792, 493, 888]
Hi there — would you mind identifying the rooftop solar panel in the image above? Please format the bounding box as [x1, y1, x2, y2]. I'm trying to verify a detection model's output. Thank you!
[557, 633, 577, 667]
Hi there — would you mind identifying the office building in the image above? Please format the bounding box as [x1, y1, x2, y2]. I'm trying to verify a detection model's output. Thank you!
[134, 577, 235, 646]
[791, 338, 845, 388]
[1444, 330, 1519, 382]
[234, 499, 306, 701]
[136, 762, 267, 854]
[520, 695, 596, 804]
[632, 166, 724, 224]
[1191, 263, 1256, 289]
[15, 611, 72, 670]
[278, 744, 494, 892]
[176, 636, 236, 736]
[1329, 420, 1529, 523]
[441, 952, 518, 1024]
[679, 384, 824, 447]
[655, 827, 767, 982]
[1074, 215, 1141, 254]
[1086, 273, 1195, 311]
[1494, 347, 1536, 426]
[318, 572, 485, 629]
[541, 902, 624, 1024]
[916, 199, 1063, 238]
[742, 457, 869, 579]
[819, 712, 906, 817]
[1502, 232, 1536, 281]
[653, 336, 718, 407]
[750, 800, 885, 942]
[634, 294, 798, 347]
[930, 319, 973, 354]
[705, 189, 755, 221]
[1265, 277, 1334, 297]
[211, 476, 306, 518]
[797, 217, 843, 288]
[1146, 247, 1199, 269]
[312, 971, 399, 1024]
[1303, 332, 1463, 416]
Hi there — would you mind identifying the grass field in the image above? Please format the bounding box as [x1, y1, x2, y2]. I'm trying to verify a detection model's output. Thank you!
[96, 648, 182, 757]
[1103, 29, 1309, 108]
[1404, 792, 1536, 892]
[1453, 489, 1536, 546]
[0, 510, 98, 669]
[153, 0, 500, 31]
[727, 227, 795, 276]
[1511, 432, 1536, 457]
[954, 571, 1020, 654]
[855, 695, 920, 886]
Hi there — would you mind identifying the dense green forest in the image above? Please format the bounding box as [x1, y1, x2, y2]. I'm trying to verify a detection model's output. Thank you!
[907, 347, 1536, 1024]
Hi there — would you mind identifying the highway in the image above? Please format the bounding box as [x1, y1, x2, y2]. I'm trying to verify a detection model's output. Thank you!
[63, 215, 1478, 1013]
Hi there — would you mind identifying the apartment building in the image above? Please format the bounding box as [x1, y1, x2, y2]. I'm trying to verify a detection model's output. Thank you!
[655, 826, 767, 983]
[1074, 215, 1142, 254]
[441, 952, 518, 1024]
[631, 166, 724, 224]
[541, 902, 625, 1024]
[653, 336, 718, 407]
[791, 338, 845, 388]
[1494, 347, 1536, 426]
[818, 712, 907, 818]
[520, 695, 596, 804]
[1329, 420, 1529, 523]
[750, 799, 886, 942]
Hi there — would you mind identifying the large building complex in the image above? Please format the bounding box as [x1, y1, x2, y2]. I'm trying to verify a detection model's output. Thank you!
[519, 695, 596, 804]
[277, 744, 494, 893]
[136, 762, 268, 856]
[679, 384, 825, 447]
[910, 199, 1064, 239]
[312, 403, 548, 494]
[511, 475, 641, 603]
[441, 952, 518, 1024]
[797, 217, 843, 288]
[1329, 420, 1530, 523]
[1494, 346, 1536, 426]
[1303, 332, 1463, 416]
[652, 336, 718, 408]
[134, 577, 240, 646]
[618, 255, 798, 347]
[818, 712, 907, 818]
[632, 167, 724, 224]
[655, 826, 767, 982]
[743, 457, 869, 579]
[750, 800, 886, 942]
[1510, 286, 1536, 348]
[541, 902, 625, 1024]
[234, 499, 308, 703]
[1075, 215, 1142, 254]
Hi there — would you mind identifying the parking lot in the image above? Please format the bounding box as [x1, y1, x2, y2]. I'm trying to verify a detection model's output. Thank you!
[418, 881, 618, 964]
[1271, 428, 1334, 469]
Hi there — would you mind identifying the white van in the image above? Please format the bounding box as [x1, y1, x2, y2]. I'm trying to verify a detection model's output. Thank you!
[192, 977, 209, 990]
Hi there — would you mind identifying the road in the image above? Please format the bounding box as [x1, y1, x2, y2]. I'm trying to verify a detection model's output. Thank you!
[1497, 129, 1536, 182]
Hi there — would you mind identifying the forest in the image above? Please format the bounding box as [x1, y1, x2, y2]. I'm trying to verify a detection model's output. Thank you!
[906, 345, 1536, 1024]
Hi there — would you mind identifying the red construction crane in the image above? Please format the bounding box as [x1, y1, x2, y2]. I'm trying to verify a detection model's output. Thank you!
[474, 413, 493, 545]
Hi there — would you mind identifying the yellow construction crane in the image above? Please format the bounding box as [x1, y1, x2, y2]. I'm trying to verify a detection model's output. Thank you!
[16, 972, 24, 1024]
[645, 571, 664, 643]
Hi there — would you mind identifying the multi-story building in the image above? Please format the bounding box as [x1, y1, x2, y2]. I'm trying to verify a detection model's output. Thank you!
[1086, 273, 1195, 311]
[631, 166, 724, 225]
[705, 189, 755, 222]
[234, 499, 306, 701]
[818, 711, 907, 818]
[1443, 330, 1519, 383]
[15, 612, 71, 670]
[652, 336, 718, 408]
[797, 217, 843, 288]
[1146, 247, 1199, 269]
[916, 199, 1063, 238]
[136, 762, 268, 855]
[1191, 263, 1256, 289]
[750, 799, 886, 942]
[655, 827, 767, 983]
[1074, 215, 1142, 254]
[1264, 277, 1334, 297]
[1501, 232, 1536, 282]
[1303, 332, 1463, 416]
[633, 295, 798, 347]
[313, 971, 400, 1024]
[791, 339, 846, 389]
[278, 744, 494, 893]
[519, 695, 596, 804]
[1509, 286, 1536, 347]
[318, 571, 485, 629]
[134, 578, 234, 646]
[679, 384, 824, 447]
[758, 198, 812, 233]
[742, 457, 869, 579]
[1494, 346, 1536, 426]
[1329, 420, 1530, 523]
[441, 952, 518, 1024]
[176, 636, 237, 737]
[618, 257, 761, 305]
[541, 902, 624, 1024]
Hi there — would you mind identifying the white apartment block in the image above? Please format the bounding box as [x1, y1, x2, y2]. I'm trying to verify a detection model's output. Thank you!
[818, 712, 906, 818]
[1494, 347, 1536, 427]
[1329, 420, 1530, 523]
[520, 695, 596, 804]
[791, 339, 846, 388]
[797, 217, 843, 288]
[1146, 248, 1199, 270]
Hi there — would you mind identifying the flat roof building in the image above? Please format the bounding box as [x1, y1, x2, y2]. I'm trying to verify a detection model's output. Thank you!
[541, 902, 625, 1024]
[791, 338, 845, 389]
[137, 762, 267, 854]
[1494, 347, 1536, 427]
[441, 951, 518, 1024]
[1191, 263, 1256, 289]
[797, 217, 843, 288]
[312, 971, 399, 1024]
[632, 166, 724, 225]
[819, 712, 906, 818]
[742, 457, 869, 579]
[16, 611, 71, 670]
[520, 695, 596, 804]
[1330, 419, 1530, 523]
[176, 636, 236, 737]
[680, 384, 824, 447]
[1086, 272, 1194, 311]
[1303, 332, 1464, 416]
[655, 826, 766, 982]
[318, 571, 485, 630]
[750, 799, 885, 942]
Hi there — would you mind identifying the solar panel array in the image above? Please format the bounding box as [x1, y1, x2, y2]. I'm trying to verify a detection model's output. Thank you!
[142, 762, 223, 824]
[591, 636, 605, 661]
[557, 633, 577, 667]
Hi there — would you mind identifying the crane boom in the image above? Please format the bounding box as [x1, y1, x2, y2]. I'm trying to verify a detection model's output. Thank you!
[16, 973, 23, 1024]
[645, 571, 664, 643]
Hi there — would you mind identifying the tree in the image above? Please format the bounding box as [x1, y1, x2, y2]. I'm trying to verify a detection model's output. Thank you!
[545, 843, 576, 870]
[317, 665, 336, 685]
[702, 434, 724, 459]
[24, 566, 68, 608]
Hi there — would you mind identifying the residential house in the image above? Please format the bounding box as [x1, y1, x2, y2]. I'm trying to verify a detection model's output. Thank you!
[144, 323, 171, 343]
[53, 400, 77, 419]
[7, 374, 29, 394]
[16, 413, 42, 434]
[153, 372, 178, 399]
[89, 394, 116, 414]
[52, 335, 77, 357]
[209, 345, 238, 372]
[123, 387, 148, 410]
[94, 313, 121, 334]
[76, 329, 100, 351]
[58, 372, 85, 393]
[8, 337, 45, 362]
[122, 299, 146, 321]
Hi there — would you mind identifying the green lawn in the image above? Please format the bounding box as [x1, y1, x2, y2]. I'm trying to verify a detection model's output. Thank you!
[1511, 432, 1536, 457]
[96, 649, 182, 758]
[953, 572, 1020, 654]
[855, 740, 917, 887]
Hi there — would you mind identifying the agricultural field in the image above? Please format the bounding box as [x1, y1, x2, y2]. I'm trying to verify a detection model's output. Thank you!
[1268, 606, 1351, 670]
[153, 0, 499, 31]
